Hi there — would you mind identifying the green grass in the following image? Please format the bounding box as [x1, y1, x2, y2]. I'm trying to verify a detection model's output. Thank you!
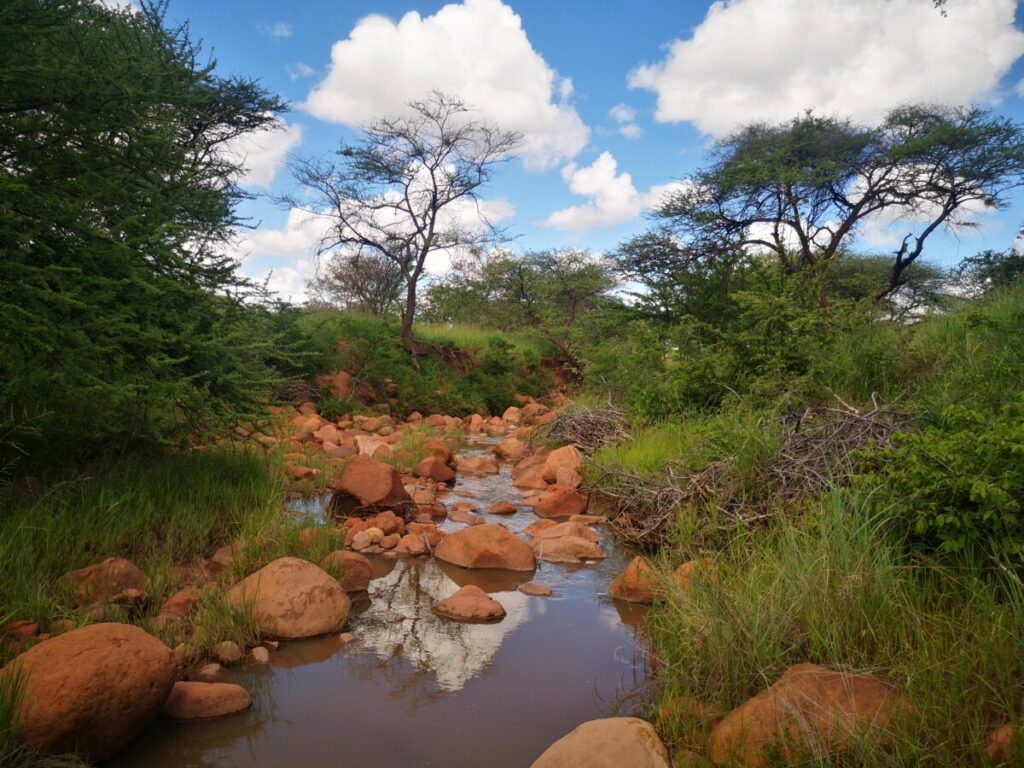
[415, 322, 559, 357]
[648, 490, 1024, 765]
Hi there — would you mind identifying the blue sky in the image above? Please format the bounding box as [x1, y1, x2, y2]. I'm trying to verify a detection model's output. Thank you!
[159, 0, 1024, 300]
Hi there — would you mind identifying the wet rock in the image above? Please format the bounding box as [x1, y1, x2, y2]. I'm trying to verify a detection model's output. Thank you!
[449, 507, 485, 526]
[512, 454, 549, 490]
[320, 550, 373, 591]
[368, 509, 405, 535]
[396, 533, 429, 556]
[333, 455, 412, 513]
[192, 662, 223, 682]
[708, 663, 912, 767]
[161, 681, 252, 720]
[432, 585, 506, 622]
[338, 632, 357, 645]
[531, 485, 588, 518]
[524, 519, 558, 537]
[406, 522, 445, 547]
[531, 535, 606, 564]
[467, 413, 484, 432]
[456, 456, 500, 476]
[531, 717, 670, 768]
[0, 622, 175, 763]
[213, 640, 243, 665]
[518, 582, 552, 597]
[569, 514, 606, 526]
[489, 500, 518, 515]
[227, 557, 349, 639]
[494, 436, 528, 461]
[250, 647, 270, 664]
[609, 556, 656, 604]
[380, 533, 401, 549]
[987, 724, 1017, 764]
[434, 523, 536, 572]
[455, 488, 476, 498]
[542, 445, 583, 483]
[60, 557, 147, 607]
[530, 521, 599, 544]
[451, 501, 478, 513]
[414, 457, 455, 483]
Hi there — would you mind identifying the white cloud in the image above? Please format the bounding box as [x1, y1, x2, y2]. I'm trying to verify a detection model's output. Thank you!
[261, 22, 293, 39]
[630, 0, 1024, 136]
[609, 103, 643, 139]
[98, 0, 138, 11]
[1016, 78, 1024, 97]
[617, 123, 644, 140]
[541, 152, 683, 234]
[224, 122, 302, 189]
[304, 0, 588, 170]
[287, 63, 317, 81]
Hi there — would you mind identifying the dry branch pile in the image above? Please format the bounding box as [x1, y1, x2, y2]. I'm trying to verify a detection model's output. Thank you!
[540, 399, 630, 454]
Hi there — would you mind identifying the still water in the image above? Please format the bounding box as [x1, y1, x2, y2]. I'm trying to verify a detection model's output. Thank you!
[113, 439, 648, 768]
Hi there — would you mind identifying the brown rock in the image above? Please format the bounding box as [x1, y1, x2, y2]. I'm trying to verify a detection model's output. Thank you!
[368, 509, 405, 535]
[524, 519, 558, 537]
[449, 507, 485, 526]
[532, 485, 588, 518]
[512, 455, 550, 490]
[213, 640, 243, 665]
[456, 456, 500, 476]
[422, 437, 453, 464]
[502, 406, 522, 424]
[414, 457, 455, 483]
[332, 455, 412, 513]
[987, 724, 1018, 764]
[319, 550, 373, 592]
[432, 585, 506, 622]
[531, 717, 670, 768]
[60, 557, 147, 607]
[380, 533, 401, 549]
[227, 557, 349, 639]
[250, 646, 270, 664]
[489, 500, 518, 515]
[161, 681, 252, 720]
[708, 663, 912, 767]
[396, 533, 429, 556]
[674, 558, 715, 593]
[159, 587, 200, 618]
[530, 521, 600, 544]
[1, 623, 175, 762]
[609, 556, 656, 604]
[543, 445, 583, 483]
[494, 437, 528, 462]
[407, 522, 445, 547]
[569, 514, 606, 526]
[287, 464, 319, 480]
[518, 582, 552, 597]
[532, 535, 605, 564]
[434, 523, 536, 572]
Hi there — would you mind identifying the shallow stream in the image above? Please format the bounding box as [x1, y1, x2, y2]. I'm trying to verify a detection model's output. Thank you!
[113, 437, 648, 768]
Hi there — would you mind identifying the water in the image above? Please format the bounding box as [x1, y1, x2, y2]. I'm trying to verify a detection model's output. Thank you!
[113, 438, 648, 768]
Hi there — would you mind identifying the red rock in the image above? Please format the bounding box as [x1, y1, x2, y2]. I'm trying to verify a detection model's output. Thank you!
[227, 557, 349, 639]
[396, 533, 429, 556]
[708, 663, 912, 767]
[0, 623, 175, 763]
[60, 557, 147, 607]
[434, 524, 535, 571]
[609, 556, 656, 604]
[451, 501, 478, 513]
[543, 445, 583, 483]
[161, 681, 252, 720]
[449, 507, 484, 526]
[531, 717, 670, 768]
[406, 522, 444, 547]
[489, 501, 518, 515]
[987, 724, 1017, 764]
[518, 582, 552, 597]
[532, 485, 588, 518]
[333, 455, 412, 514]
[319, 550, 373, 592]
[380, 533, 401, 549]
[570, 514, 606, 526]
[512, 455, 550, 490]
[467, 414, 484, 432]
[368, 509, 405, 535]
[414, 457, 455, 483]
[524, 519, 558, 537]
[422, 438, 453, 463]
[1, 620, 39, 641]
[530, 521, 600, 544]
[432, 585, 505, 622]
[531, 535, 605, 564]
[159, 587, 200, 618]
[494, 437, 527, 461]
[317, 371, 351, 398]
[522, 402, 551, 422]
[456, 456, 500, 476]
[502, 406, 522, 424]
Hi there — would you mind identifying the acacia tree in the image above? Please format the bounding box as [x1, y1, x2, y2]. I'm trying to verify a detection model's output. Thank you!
[290, 92, 521, 343]
[655, 105, 1024, 303]
[308, 251, 405, 315]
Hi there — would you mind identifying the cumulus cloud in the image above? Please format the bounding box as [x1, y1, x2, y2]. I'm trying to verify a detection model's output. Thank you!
[541, 152, 683, 234]
[609, 103, 643, 139]
[630, 0, 1024, 136]
[304, 0, 588, 170]
[223, 122, 302, 189]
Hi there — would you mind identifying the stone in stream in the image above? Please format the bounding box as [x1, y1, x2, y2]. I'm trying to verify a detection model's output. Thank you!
[531, 535, 606, 564]
[488, 500, 518, 515]
[250, 646, 270, 664]
[0, 622, 175, 763]
[455, 456, 499, 476]
[191, 662, 223, 682]
[212, 640, 243, 665]
[161, 681, 252, 720]
[708, 663, 912, 767]
[530, 717, 670, 768]
[609, 556, 656, 604]
[518, 582, 553, 597]
[406, 522, 446, 547]
[542, 445, 583, 483]
[396, 533, 429, 556]
[414, 457, 455, 484]
[60, 557, 147, 607]
[434, 523, 536, 572]
[493, 436, 528, 461]
[524, 519, 558, 537]
[227, 557, 349, 639]
[319, 550, 373, 592]
[530, 521, 599, 544]
[432, 584, 506, 622]
[332, 455, 413, 515]
[531, 485, 588, 518]
[448, 507, 485, 526]
[511, 454, 550, 490]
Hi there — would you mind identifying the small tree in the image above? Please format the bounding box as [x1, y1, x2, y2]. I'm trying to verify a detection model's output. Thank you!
[289, 92, 521, 344]
[308, 250, 405, 315]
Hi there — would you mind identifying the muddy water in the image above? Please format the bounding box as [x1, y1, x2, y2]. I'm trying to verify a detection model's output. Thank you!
[113, 438, 648, 768]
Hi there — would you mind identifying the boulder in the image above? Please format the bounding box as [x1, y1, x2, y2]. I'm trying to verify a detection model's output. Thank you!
[449, 507, 484, 526]
[422, 437, 453, 464]
[518, 582, 553, 597]
[543, 445, 583, 483]
[531, 535, 605, 564]
[227, 557, 349, 639]
[456, 456, 500, 476]
[332, 455, 412, 514]
[674, 558, 715, 594]
[531, 717, 671, 768]
[502, 406, 522, 424]
[708, 663, 912, 767]
[413, 457, 455, 484]
[434, 524, 536, 572]
[609, 556, 656, 604]
[494, 437, 528, 462]
[1, 623, 174, 763]
[489, 501, 518, 515]
[406, 522, 445, 547]
[532, 485, 588, 518]
[320, 550, 373, 591]
[161, 681, 251, 720]
[60, 557, 147, 607]
[432, 585, 506, 622]
[396, 533, 429, 556]
[512, 455, 550, 490]
[524, 519, 558, 537]
[530, 521, 600, 544]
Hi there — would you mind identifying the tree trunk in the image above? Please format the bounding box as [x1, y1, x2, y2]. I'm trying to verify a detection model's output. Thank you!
[400, 279, 416, 345]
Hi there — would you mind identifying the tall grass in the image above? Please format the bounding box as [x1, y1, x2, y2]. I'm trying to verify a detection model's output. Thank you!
[650, 490, 1024, 765]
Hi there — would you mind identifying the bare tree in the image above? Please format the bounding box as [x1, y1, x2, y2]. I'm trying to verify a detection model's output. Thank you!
[308, 250, 405, 315]
[288, 92, 521, 344]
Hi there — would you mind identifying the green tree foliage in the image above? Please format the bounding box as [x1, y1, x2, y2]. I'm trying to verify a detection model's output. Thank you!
[0, 0, 292, 467]
[954, 240, 1024, 296]
[651, 106, 1024, 303]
